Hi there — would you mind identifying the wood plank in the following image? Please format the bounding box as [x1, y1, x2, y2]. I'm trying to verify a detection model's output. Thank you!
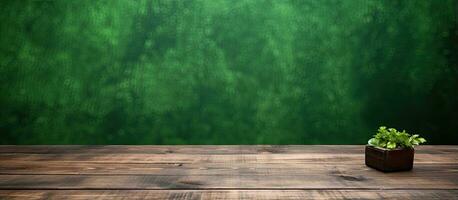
[0, 174, 457, 190]
[0, 161, 456, 176]
[0, 153, 362, 164]
[1, 190, 458, 200]
[1, 146, 455, 166]
[0, 152, 456, 164]
[0, 145, 456, 154]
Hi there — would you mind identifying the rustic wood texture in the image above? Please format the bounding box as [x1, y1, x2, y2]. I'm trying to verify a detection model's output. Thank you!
[0, 145, 457, 199]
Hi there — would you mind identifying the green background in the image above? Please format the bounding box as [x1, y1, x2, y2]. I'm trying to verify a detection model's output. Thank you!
[1, 0, 457, 144]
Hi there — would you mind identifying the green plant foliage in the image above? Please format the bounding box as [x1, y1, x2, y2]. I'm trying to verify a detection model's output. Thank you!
[368, 126, 426, 149]
[0, 0, 457, 144]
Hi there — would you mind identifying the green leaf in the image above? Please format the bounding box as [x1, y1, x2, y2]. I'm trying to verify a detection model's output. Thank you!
[418, 138, 426, 143]
[370, 126, 426, 149]
[387, 141, 396, 149]
[368, 138, 379, 146]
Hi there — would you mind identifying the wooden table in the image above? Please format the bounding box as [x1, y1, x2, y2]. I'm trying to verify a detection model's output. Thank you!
[0, 145, 457, 199]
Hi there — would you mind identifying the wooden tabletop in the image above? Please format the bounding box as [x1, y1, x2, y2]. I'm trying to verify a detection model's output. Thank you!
[0, 145, 457, 199]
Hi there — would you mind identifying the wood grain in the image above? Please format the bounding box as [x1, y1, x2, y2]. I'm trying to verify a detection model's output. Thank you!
[0, 145, 457, 199]
[1, 190, 457, 200]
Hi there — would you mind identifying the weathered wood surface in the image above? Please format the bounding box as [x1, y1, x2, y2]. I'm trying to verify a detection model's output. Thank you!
[0, 145, 457, 199]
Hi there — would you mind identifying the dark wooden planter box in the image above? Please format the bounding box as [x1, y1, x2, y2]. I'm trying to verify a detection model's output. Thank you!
[365, 145, 414, 172]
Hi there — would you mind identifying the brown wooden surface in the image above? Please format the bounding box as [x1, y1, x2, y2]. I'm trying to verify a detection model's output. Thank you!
[0, 145, 457, 199]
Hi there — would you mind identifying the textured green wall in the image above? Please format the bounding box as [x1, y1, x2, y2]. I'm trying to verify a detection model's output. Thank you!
[1, 0, 457, 144]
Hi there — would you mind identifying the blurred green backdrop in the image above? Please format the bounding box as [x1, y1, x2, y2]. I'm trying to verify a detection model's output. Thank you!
[1, 0, 457, 144]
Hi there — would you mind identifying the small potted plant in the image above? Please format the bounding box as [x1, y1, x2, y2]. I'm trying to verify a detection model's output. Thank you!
[366, 126, 426, 172]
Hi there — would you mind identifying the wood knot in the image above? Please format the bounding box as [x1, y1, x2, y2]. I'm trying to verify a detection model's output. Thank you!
[337, 174, 367, 182]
